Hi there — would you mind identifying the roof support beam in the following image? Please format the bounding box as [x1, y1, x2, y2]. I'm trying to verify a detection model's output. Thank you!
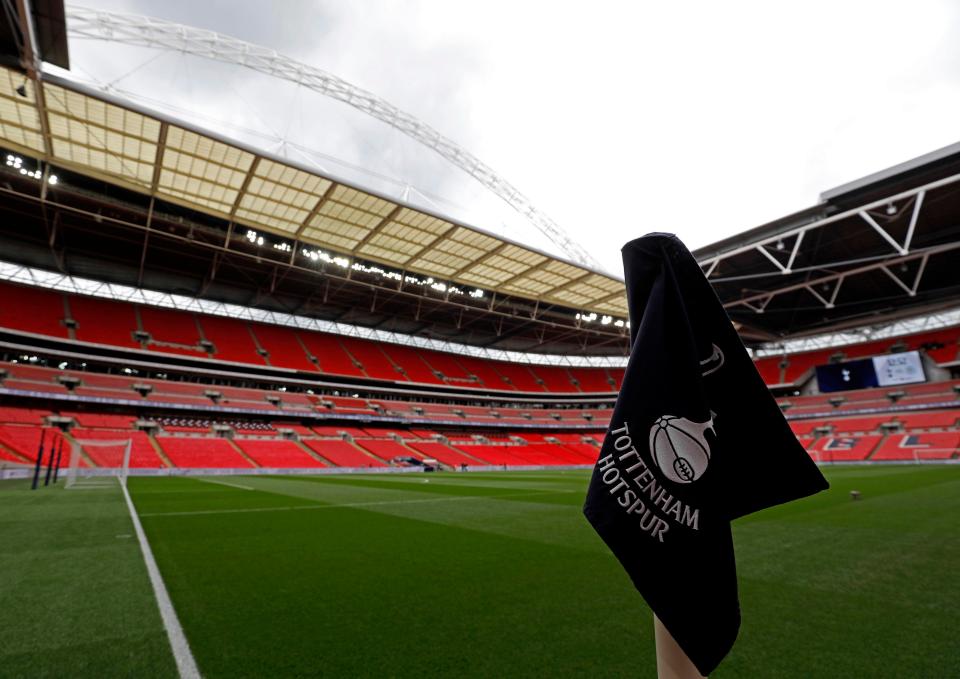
[15, 0, 52, 160]
[859, 210, 908, 255]
[730, 242, 957, 310]
[497, 256, 554, 290]
[879, 253, 929, 298]
[398, 223, 458, 265]
[593, 288, 628, 307]
[228, 156, 260, 219]
[449, 241, 509, 278]
[785, 230, 805, 271]
[903, 190, 924, 253]
[756, 244, 789, 273]
[544, 270, 595, 297]
[351, 204, 403, 254]
[295, 181, 337, 238]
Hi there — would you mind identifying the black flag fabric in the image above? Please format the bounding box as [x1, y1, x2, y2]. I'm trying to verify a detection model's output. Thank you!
[583, 233, 828, 675]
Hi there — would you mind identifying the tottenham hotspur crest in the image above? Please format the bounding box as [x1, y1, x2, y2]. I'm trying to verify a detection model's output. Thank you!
[649, 414, 716, 484]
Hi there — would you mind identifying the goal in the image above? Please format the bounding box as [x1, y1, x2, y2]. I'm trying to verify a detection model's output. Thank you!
[65, 438, 132, 489]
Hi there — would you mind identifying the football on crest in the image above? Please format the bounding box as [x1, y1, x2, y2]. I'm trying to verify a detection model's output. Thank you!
[648, 415, 714, 484]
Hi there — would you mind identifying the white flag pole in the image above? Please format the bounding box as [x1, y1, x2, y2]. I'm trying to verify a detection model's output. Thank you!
[655, 615, 706, 679]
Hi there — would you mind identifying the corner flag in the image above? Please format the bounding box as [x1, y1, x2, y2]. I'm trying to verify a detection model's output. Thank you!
[583, 233, 828, 675]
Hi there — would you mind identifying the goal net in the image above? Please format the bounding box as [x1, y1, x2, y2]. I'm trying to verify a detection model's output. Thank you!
[66, 438, 132, 489]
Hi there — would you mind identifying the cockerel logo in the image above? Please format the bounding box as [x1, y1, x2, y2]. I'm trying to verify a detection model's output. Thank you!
[649, 414, 716, 484]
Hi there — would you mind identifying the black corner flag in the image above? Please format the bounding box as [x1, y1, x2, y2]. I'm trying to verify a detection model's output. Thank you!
[583, 233, 828, 675]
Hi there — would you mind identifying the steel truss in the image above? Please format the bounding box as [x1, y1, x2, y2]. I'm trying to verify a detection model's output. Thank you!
[64, 5, 602, 271]
[702, 171, 960, 315]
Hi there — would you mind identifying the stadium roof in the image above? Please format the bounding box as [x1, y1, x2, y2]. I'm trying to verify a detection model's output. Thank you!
[695, 143, 960, 342]
[0, 64, 628, 319]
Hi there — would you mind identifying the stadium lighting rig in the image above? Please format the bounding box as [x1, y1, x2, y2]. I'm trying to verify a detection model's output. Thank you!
[576, 311, 629, 329]
[4, 154, 57, 184]
[247, 227, 488, 301]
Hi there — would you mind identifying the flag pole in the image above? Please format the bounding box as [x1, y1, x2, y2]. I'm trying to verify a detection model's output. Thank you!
[654, 615, 706, 679]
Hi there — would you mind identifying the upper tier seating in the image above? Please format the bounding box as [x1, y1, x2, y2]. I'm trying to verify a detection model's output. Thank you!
[70, 296, 141, 349]
[0, 284, 68, 338]
[569, 367, 613, 392]
[379, 344, 441, 384]
[298, 333, 365, 377]
[418, 352, 473, 384]
[345, 339, 406, 382]
[529, 366, 578, 392]
[0, 283, 627, 392]
[249, 324, 317, 372]
[197, 316, 266, 366]
[140, 306, 203, 347]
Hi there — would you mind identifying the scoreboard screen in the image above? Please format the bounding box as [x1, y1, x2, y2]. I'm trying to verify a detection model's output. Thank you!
[815, 351, 925, 393]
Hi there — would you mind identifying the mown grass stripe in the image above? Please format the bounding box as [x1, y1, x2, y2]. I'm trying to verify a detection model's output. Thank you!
[139, 488, 577, 518]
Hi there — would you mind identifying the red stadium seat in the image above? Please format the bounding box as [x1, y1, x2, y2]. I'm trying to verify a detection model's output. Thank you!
[871, 433, 960, 461]
[156, 437, 256, 468]
[302, 439, 387, 467]
[233, 439, 327, 467]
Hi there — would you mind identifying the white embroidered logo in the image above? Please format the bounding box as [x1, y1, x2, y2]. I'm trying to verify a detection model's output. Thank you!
[649, 414, 716, 484]
[699, 343, 725, 376]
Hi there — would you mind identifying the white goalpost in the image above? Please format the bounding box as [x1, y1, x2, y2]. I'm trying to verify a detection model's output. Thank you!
[66, 438, 132, 489]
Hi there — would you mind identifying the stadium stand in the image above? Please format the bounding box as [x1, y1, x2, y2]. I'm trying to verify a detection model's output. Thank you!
[139, 305, 201, 344]
[302, 439, 387, 467]
[808, 435, 883, 462]
[249, 324, 317, 372]
[233, 439, 327, 467]
[73, 429, 166, 468]
[197, 316, 267, 366]
[69, 296, 142, 349]
[0, 284, 68, 339]
[870, 432, 960, 461]
[1, 282, 958, 472]
[156, 437, 256, 468]
[354, 438, 424, 462]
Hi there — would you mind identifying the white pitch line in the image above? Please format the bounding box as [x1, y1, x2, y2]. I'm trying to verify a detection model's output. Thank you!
[120, 480, 201, 679]
[194, 477, 254, 491]
[140, 488, 577, 518]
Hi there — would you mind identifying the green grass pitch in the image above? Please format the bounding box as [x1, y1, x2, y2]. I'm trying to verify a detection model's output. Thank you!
[1, 466, 958, 678]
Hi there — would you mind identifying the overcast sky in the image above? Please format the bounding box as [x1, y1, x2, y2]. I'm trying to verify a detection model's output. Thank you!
[62, 0, 960, 276]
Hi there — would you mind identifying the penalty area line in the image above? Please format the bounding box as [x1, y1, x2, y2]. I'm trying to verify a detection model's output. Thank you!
[120, 480, 201, 679]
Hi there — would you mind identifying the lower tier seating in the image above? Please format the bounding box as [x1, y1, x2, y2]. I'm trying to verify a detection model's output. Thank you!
[73, 429, 166, 468]
[233, 439, 327, 468]
[156, 437, 255, 468]
[302, 439, 387, 467]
